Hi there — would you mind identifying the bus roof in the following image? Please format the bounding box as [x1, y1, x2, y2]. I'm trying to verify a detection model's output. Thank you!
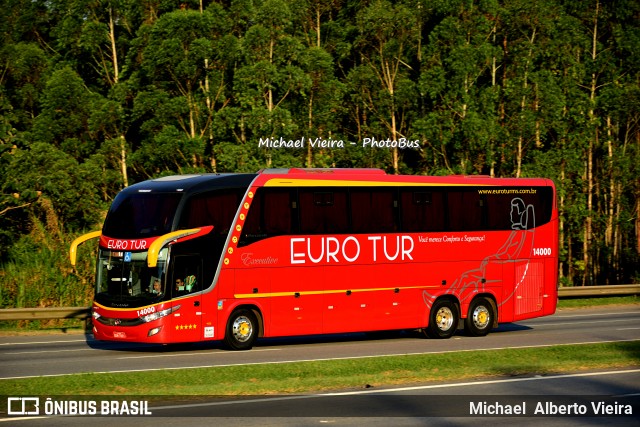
[254, 169, 554, 188]
[259, 168, 387, 175]
[122, 169, 554, 195]
[124, 173, 257, 194]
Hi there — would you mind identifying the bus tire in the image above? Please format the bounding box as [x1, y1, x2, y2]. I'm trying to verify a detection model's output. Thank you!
[425, 299, 459, 339]
[224, 308, 258, 350]
[465, 297, 495, 337]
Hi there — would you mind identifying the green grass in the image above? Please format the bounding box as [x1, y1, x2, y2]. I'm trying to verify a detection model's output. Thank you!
[2, 341, 638, 396]
[557, 295, 639, 308]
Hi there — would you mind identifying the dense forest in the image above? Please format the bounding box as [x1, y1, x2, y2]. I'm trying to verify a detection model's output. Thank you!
[1, 0, 639, 309]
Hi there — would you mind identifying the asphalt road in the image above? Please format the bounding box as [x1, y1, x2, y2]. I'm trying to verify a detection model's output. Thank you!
[1, 304, 639, 426]
[0, 305, 639, 379]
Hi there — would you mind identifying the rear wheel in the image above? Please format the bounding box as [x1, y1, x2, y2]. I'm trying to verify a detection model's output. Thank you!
[425, 299, 459, 339]
[224, 308, 258, 350]
[465, 297, 495, 337]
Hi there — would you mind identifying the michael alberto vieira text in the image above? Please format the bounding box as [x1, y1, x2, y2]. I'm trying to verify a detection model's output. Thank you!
[470, 400, 633, 416]
[258, 136, 420, 149]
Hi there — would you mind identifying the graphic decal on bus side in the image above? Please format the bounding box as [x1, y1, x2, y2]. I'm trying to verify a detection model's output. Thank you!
[422, 197, 536, 309]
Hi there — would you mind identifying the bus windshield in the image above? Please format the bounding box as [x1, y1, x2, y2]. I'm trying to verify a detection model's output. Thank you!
[102, 193, 183, 239]
[95, 249, 169, 307]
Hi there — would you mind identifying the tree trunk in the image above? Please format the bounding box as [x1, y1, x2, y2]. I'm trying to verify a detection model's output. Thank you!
[517, 27, 536, 178]
[307, 94, 313, 168]
[109, 6, 119, 84]
[583, 135, 593, 286]
[636, 128, 640, 256]
[391, 104, 398, 175]
[119, 135, 128, 188]
[559, 160, 565, 282]
[583, 0, 600, 286]
[605, 116, 614, 283]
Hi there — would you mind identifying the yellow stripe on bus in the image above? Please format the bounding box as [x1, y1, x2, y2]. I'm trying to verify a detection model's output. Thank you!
[93, 301, 156, 312]
[234, 285, 438, 299]
[94, 298, 187, 312]
[264, 179, 487, 187]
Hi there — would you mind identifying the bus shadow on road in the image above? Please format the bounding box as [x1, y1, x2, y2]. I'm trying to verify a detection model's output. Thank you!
[82, 323, 532, 352]
[487, 322, 532, 334]
[254, 322, 533, 348]
[82, 330, 403, 352]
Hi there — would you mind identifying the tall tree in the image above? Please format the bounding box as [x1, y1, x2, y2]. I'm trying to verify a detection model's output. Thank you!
[290, 0, 345, 167]
[32, 66, 98, 160]
[134, 5, 236, 173]
[233, 0, 310, 168]
[353, 0, 419, 174]
[416, 0, 501, 175]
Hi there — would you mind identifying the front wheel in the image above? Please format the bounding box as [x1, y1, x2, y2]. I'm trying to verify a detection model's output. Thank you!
[224, 308, 258, 350]
[424, 299, 459, 339]
[465, 297, 495, 337]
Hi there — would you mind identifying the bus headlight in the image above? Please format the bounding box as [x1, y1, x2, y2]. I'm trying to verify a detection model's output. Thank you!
[148, 326, 162, 337]
[140, 305, 180, 323]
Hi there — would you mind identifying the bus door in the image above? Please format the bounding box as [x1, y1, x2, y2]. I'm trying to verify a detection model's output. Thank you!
[167, 255, 204, 342]
[268, 266, 324, 337]
[322, 264, 380, 334]
[510, 259, 545, 320]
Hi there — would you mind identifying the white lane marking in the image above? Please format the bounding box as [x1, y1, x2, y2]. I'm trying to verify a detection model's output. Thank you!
[1, 338, 638, 380]
[0, 416, 49, 423]
[117, 348, 281, 360]
[552, 311, 639, 318]
[553, 306, 640, 319]
[3, 346, 279, 358]
[534, 319, 631, 327]
[5, 348, 93, 355]
[0, 339, 88, 346]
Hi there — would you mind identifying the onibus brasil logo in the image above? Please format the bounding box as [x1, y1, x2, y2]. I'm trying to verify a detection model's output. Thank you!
[7, 397, 152, 416]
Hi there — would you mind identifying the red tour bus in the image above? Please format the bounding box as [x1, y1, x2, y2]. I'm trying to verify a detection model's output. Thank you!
[70, 168, 558, 350]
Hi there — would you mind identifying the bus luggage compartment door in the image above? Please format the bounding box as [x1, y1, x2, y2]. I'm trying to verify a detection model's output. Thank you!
[511, 259, 544, 320]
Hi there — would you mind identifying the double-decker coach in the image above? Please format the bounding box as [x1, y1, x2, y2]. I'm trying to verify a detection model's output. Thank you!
[71, 168, 558, 350]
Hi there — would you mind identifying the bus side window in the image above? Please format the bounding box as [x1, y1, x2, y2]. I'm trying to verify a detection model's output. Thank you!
[400, 189, 445, 232]
[448, 190, 484, 231]
[299, 188, 348, 234]
[350, 188, 397, 233]
[172, 256, 202, 296]
[240, 188, 293, 246]
[486, 194, 513, 230]
[179, 189, 244, 234]
[484, 187, 552, 231]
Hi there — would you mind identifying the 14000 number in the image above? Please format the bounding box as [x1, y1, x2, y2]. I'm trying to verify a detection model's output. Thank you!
[533, 247, 552, 256]
[137, 306, 155, 317]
